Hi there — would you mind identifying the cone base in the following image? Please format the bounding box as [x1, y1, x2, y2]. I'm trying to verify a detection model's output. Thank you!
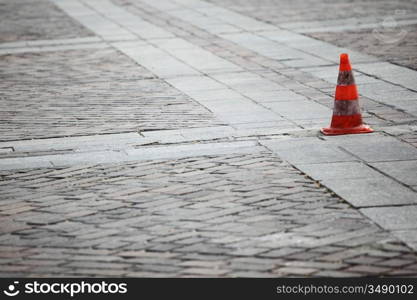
[320, 124, 373, 136]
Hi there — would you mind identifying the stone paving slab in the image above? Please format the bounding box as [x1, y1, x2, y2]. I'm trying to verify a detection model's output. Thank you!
[0, 37, 102, 49]
[392, 231, 417, 252]
[361, 206, 417, 230]
[0, 42, 110, 55]
[113, 42, 201, 78]
[53, 0, 137, 41]
[85, 0, 175, 40]
[321, 176, 417, 207]
[0, 140, 261, 171]
[264, 100, 332, 121]
[261, 138, 356, 164]
[0, 133, 144, 153]
[295, 162, 380, 181]
[326, 133, 417, 162]
[371, 160, 417, 186]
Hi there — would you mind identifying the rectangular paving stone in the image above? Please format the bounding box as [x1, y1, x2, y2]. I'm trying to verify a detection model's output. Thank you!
[206, 99, 277, 114]
[126, 141, 262, 161]
[391, 231, 417, 251]
[232, 121, 294, 131]
[46, 151, 129, 168]
[211, 72, 284, 92]
[264, 100, 332, 120]
[220, 32, 328, 68]
[261, 138, 356, 164]
[0, 133, 145, 153]
[184, 88, 247, 102]
[216, 111, 281, 125]
[244, 90, 308, 103]
[324, 134, 417, 162]
[193, 5, 277, 32]
[341, 140, 417, 162]
[371, 160, 417, 187]
[263, 30, 377, 64]
[296, 161, 380, 181]
[167, 9, 235, 34]
[361, 206, 417, 230]
[356, 62, 417, 91]
[0, 42, 110, 55]
[165, 76, 227, 93]
[0, 157, 53, 171]
[358, 82, 417, 109]
[112, 42, 200, 78]
[295, 118, 329, 129]
[0, 148, 13, 154]
[53, 0, 137, 41]
[85, 0, 174, 39]
[153, 39, 242, 74]
[0, 37, 103, 50]
[322, 176, 417, 207]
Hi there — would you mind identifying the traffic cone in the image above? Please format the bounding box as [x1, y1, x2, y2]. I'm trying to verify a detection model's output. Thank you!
[321, 53, 373, 135]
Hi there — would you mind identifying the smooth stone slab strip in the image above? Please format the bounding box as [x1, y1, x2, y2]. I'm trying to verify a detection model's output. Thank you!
[0, 141, 262, 170]
[0, 37, 102, 49]
[0, 42, 109, 55]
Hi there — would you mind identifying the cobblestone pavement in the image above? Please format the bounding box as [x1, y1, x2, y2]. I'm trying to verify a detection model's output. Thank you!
[0, 0, 93, 42]
[1, 0, 417, 277]
[0, 48, 222, 141]
[2, 153, 417, 277]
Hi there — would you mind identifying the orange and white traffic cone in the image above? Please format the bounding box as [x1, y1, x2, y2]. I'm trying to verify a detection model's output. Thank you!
[321, 53, 373, 136]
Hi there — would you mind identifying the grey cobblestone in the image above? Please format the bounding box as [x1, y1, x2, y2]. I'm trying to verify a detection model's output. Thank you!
[2, 152, 417, 277]
[0, 48, 222, 141]
[0, 0, 93, 42]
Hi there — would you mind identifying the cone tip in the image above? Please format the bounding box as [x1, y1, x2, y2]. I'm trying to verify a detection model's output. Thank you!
[340, 53, 349, 64]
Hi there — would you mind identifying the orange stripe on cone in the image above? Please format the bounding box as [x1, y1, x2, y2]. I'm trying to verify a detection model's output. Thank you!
[335, 85, 358, 100]
[321, 53, 373, 136]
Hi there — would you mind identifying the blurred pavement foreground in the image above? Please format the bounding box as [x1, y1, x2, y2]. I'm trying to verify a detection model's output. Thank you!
[1, 0, 417, 277]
